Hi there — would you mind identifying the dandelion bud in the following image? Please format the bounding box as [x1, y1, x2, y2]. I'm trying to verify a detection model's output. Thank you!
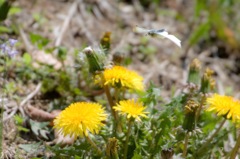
[200, 68, 214, 93]
[209, 78, 216, 91]
[83, 46, 104, 74]
[112, 52, 124, 65]
[161, 148, 174, 159]
[182, 100, 199, 131]
[106, 137, 119, 159]
[100, 32, 111, 55]
[187, 59, 201, 85]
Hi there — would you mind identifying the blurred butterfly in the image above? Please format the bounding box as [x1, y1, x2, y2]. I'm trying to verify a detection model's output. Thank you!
[133, 26, 181, 48]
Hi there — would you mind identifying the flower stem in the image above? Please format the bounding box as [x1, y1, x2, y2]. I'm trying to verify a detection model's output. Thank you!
[123, 119, 133, 159]
[114, 88, 120, 104]
[114, 88, 123, 133]
[85, 135, 102, 155]
[230, 129, 240, 159]
[104, 85, 122, 134]
[195, 95, 206, 122]
[196, 118, 226, 156]
[182, 132, 189, 158]
[104, 85, 117, 120]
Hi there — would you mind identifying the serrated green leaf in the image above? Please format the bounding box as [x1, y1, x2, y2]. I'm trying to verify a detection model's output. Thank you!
[0, 1, 11, 21]
[29, 120, 49, 137]
[29, 33, 49, 49]
[17, 126, 30, 132]
[39, 129, 49, 139]
[131, 153, 142, 159]
[9, 6, 22, 15]
[74, 155, 81, 159]
[57, 46, 67, 61]
[194, 0, 208, 17]
[0, 26, 12, 33]
[23, 53, 32, 65]
[14, 114, 24, 125]
[19, 143, 41, 153]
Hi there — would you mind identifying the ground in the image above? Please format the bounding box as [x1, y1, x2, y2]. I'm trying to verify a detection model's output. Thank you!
[1, 0, 240, 158]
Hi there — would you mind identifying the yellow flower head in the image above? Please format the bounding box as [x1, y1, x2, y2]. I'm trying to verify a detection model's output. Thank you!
[100, 65, 144, 91]
[206, 94, 240, 123]
[54, 102, 107, 138]
[113, 99, 148, 121]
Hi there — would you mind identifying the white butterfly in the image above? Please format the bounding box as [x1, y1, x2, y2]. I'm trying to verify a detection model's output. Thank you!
[133, 26, 181, 48]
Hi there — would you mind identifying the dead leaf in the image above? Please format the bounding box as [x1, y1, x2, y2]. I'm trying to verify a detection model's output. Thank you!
[32, 50, 62, 69]
[25, 105, 55, 122]
[49, 110, 61, 127]
[53, 130, 76, 147]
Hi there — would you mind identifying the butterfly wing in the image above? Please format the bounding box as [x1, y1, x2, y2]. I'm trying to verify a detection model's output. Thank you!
[133, 26, 181, 48]
[133, 26, 149, 34]
[156, 31, 181, 48]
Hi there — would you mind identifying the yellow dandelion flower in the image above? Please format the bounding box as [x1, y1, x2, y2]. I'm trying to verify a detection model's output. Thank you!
[100, 65, 144, 91]
[113, 99, 148, 121]
[206, 94, 240, 123]
[54, 102, 107, 138]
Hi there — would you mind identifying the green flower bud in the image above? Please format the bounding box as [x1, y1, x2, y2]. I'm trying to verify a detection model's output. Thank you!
[182, 100, 199, 132]
[83, 47, 104, 74]
[106, 137, 119, 159]
[200, 68, 214, 93]
[187, 59, 201, 85]
[112, 52, 124, 65]
[100, 32, 111, 55]
[161, 148, 174, 159]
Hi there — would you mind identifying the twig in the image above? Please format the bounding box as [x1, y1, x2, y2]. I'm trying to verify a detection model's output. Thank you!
[96, 0, 119, 21]
[3, 107, 17, 122]
[3, 83, 42, 121]
[92, 6, 104, 20]
[20, 83, 42, 107]
[19, 27, 34, 53]
[76, 1, 96, 45]
[55, 0, 79, 47]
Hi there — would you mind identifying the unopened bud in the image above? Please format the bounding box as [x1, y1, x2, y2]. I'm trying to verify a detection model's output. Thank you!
[100, 32, 111, 55]
[83, 47, 104, 74]
[106, 137, 119, 159]
[112, 52, 124, 65]
[182, 100, 199, 131]
[200, 68, 214, 93]
[161, 148, 174, 159]
[187, 59, 201, 85]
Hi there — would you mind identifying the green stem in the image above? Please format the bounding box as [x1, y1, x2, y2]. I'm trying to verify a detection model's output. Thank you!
[182, 132, 189, 158]
[114, 88, 123, 133]
[114, 88, 119, 104]
[196, 118, 226, 156]
[85, 135, 102, 155]
[230, 129, 240, 159]
[104, 85, 117, 119]
[195, 96, 206, 122]
[123, 119, 133, 159]
[104, 85, 122, 134]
